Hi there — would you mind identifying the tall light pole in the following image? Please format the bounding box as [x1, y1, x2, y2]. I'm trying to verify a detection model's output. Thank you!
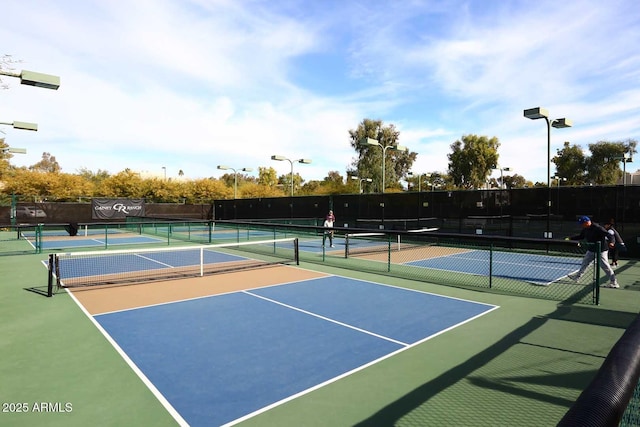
[524, 107, 572, 238]
[551, 175, 567, 214]
[217, 165, 253, 199]
[0, 69, 60, 90]
[271, 155, 312, 197]
[498, 167, 511, 189]
[161, 166, 166, 181]
[606, 154, 633, 186]
[360, 137, 408, 193]
[350, 176, 372, 193]
[551, 175, 567, 188]
[407, 172, 430, 192]
[605, 153, 633, 228]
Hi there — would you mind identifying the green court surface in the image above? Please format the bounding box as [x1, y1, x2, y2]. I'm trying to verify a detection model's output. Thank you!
[2, 250, 640, 426]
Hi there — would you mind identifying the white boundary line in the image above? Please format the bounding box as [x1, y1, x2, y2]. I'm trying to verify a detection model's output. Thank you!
[64, 289, 189, 427]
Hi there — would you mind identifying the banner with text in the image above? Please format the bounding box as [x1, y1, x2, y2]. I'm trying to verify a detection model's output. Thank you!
[91, 198, 146, 220]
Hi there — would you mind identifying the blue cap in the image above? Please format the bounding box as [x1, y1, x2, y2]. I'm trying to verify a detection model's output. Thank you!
[578, 216, 591, 223]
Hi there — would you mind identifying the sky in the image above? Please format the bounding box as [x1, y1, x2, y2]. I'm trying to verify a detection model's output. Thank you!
[1, 0, 639, 185]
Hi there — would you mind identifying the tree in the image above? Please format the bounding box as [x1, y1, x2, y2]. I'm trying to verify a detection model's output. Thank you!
[278, 172, 305, 195]
[586, 140, 637, 185]
[218, 173, 236, 188]
[97, 170, 145, 198]
[553, 139, 638, 185]
[29, 152, 61, 173]
[77, 167, 110, 186]
[0, 137, 11, 177]
[238, 181, 283, 198]
[552, 141, 587, 185]
[503, 174, 527, 189]
[321, 171, 347, 194]
[447, 135, 500, 189]
[348, 118, 417, 192]
[257, 167, 278, 187]
[0, 54, 23, 90]
[185, 178, 231, 202]
[47, 173, 95, 201]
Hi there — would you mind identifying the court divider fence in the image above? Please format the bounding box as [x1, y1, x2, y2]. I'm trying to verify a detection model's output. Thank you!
[211, 220, 600, 305]
[0, 224, 42, 255]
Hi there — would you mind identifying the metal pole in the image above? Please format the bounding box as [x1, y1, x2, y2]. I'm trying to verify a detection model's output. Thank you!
[233, 171, 238, 199]
[547, 119, 551, 237]
[382, 146, 387, 194]
[289, 159, 294, 197]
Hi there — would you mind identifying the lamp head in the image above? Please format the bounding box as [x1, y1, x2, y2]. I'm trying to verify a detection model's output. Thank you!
[552, 118, 572, 128]
[241, 167, 253, 172]
[271, 155, 286, 161]
[11, 121, 38, 131]
[298, 158, 312, 164]
[2, 147, 27, 154]
[19, 70, 60, 90]
[360, 137, 380, 147]
[217, 165, 230, 170]
[524, 107, 549, 120]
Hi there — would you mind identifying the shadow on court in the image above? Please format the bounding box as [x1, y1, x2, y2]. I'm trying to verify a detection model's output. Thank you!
[353, 300, 634, 427]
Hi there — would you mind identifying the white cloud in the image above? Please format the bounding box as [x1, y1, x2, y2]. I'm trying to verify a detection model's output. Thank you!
[1, 0, 639, 183]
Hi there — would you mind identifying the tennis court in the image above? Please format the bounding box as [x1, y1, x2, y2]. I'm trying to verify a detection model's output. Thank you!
[4, 231, 640, 426]
[40, 235, 165, 249]
[16, 227, 167, 250]
[330, 232, 583, 286]
[404, 250, 581, 286]
[55, 243, 497, 426]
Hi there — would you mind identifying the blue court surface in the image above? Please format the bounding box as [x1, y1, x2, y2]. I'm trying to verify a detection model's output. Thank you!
[406, 250, 582, 285]
[93, 276, 497, 426]
[39, 235, 165, 249]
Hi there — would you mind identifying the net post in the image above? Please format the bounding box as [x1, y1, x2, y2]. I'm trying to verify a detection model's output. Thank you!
[35, 224, 42, 253]
[294, 238, 300, 265]
[54, 254, 61, 292]
[200, 247, 204, 276]
[47, 254, 54, 297]
[344, 235, 349, 259]
[595, 241, 601, 304]
[489, 243, 493, 288]
[387, 235, 391, 272]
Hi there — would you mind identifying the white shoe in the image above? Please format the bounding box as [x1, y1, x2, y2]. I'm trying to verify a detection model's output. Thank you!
[567, 272, 580, 281]
[605, 282, 620, 289]
[330, 245, 334, 248]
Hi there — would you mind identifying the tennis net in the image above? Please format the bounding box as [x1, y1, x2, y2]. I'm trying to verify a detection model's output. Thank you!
[344, 228, 438, 258]
[47, 237, 299, 293]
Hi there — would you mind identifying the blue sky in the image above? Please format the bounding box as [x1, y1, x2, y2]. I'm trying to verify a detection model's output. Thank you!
[1, 0, 639, 184]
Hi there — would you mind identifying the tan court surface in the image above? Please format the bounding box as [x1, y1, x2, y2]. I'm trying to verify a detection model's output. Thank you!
[2, 249, 640, 427]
